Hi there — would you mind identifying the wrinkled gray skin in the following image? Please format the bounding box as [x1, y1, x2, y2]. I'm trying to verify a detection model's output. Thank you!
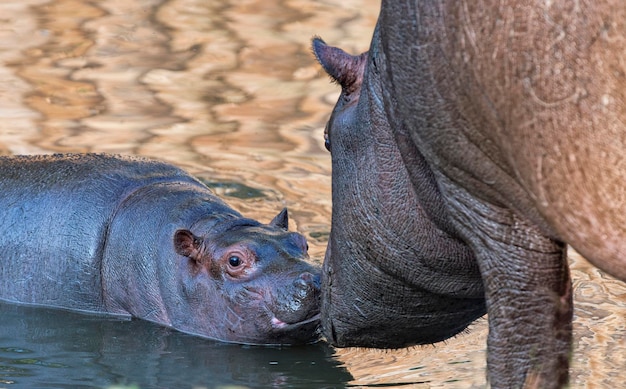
[314, 0, 626, 387]
[0, 154, 320, 345]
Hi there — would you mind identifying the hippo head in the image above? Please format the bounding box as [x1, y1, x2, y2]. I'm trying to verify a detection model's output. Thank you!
[312, 37, 486, 348]
[173, 208, 321, 345]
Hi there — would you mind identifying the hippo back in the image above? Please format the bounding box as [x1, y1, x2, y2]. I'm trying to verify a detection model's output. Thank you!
[0, 154, 212, 313]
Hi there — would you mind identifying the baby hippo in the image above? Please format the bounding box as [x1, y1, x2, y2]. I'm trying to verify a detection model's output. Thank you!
[0, 153, 320, 345]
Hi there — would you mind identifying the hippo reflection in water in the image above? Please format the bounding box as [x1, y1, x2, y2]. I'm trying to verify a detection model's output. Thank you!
[0, 153, 321, 345]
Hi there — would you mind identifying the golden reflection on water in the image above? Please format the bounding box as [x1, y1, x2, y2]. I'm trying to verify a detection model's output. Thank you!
[0, 0, 624, 387]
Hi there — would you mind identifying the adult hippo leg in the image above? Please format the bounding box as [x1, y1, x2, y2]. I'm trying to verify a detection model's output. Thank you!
[441, 178, 573, 388]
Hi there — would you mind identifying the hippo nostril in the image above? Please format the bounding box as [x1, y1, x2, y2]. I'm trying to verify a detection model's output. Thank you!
[294, 272, 321, 291]
[294, 277, 308, 289]
[299, 271, 321, 286]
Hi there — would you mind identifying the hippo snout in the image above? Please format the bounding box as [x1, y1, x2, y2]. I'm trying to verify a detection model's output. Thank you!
[268, 269, 321, 335]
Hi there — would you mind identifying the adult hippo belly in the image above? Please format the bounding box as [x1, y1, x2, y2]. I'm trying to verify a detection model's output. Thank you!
[313, 1, 625, 387]
[0, 154, 320, 345]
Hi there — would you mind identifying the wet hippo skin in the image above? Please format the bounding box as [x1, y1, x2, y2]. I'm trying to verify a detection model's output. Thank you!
[313, 0, 626, 387]
[0, 153, 321, 345]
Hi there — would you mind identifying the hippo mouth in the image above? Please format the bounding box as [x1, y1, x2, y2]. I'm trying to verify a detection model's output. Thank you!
[265, 306, 321, 344]
[270, 312, 321, 331]
[238, 286, 320, 343]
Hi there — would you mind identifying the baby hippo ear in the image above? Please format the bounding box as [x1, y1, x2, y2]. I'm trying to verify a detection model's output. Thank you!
[174, 229, 203, 262]
[269, 207, 289, 230]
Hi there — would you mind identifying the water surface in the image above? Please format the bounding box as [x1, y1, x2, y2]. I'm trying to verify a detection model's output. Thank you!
[0, 302, 350, 388]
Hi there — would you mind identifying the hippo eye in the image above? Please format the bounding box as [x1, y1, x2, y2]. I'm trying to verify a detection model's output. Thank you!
[224, 249, 254, 278]
[228, 255, 242, 267]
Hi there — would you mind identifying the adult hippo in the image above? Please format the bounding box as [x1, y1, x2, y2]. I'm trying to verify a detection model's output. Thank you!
[0, 153, 320, 345]
[313, 1, 625, 387]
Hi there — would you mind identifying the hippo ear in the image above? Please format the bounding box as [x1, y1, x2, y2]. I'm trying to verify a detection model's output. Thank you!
[269, 208, 289, 230]
[312, 36, 367, 95]
[174, 229, 203, 262]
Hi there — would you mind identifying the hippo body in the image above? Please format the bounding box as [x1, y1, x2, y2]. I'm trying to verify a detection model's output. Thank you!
[0, 153, 320, 345]
[314, 0, 625, 387]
